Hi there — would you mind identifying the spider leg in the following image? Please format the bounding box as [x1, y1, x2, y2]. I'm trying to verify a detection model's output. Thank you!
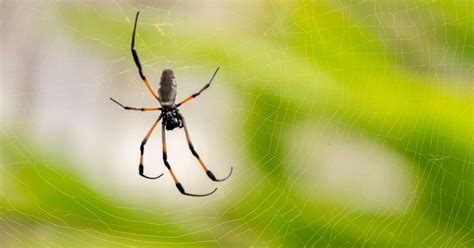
[162, 124, 217, 197]
[110, 98, 161, 111]
[176, 67, 220, 107]
[181, 116, 233, 182]
[139, 116, 164, 179]
[132, 11, 160, 101]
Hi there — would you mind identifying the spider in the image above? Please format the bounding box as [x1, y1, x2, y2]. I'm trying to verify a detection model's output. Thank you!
[110, 11, 232, 197]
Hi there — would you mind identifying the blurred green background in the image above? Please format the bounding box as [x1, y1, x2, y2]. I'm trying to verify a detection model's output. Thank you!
[1, 1, 473, 247]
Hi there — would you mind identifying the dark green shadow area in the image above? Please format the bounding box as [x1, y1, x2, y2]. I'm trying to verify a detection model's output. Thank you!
[281, 1, 473, 236]
[238, 89, 472, 247]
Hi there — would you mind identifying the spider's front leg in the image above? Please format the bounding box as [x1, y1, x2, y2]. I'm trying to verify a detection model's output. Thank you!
[138, 116, 164, 179]
[161, 123, 217, 197]
[181, 115, 233, 182]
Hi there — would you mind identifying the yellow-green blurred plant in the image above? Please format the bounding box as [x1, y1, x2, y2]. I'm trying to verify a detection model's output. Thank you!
[1, 1, 472, 246]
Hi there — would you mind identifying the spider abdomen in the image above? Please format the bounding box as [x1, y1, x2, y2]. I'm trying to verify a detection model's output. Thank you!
[158, 69, 177, 107]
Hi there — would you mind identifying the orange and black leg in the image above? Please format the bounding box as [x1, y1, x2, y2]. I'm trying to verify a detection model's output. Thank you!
[181, 116, 233, 182]
[161, 124, 217, 197]
[139, 116, 163, 179]
[176, 67, 220, 107]
[110, 98, 161, 112]
[132, 11, 160, 101]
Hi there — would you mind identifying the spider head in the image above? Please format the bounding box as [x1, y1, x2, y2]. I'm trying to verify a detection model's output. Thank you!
[163, 108, 183, 130]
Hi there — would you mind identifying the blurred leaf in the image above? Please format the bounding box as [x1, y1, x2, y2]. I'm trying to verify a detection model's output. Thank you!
[0, 130, 227, 246]
[10, 2, 470, 246]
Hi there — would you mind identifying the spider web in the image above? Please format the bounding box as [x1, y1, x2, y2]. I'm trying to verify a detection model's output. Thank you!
[1, 1, 473, 246]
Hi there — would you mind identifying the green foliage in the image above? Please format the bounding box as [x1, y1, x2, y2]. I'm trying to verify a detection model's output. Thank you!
[2, 1, 473, 246]
[0, 133, 219, 247]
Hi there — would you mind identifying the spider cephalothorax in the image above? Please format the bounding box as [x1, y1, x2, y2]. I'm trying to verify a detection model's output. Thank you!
[109, 11, 232, 197]
[162, 107, 183, 131]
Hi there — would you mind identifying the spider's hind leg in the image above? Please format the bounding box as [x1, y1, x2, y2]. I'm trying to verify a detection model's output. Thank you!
[181, 115, 233, 182]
